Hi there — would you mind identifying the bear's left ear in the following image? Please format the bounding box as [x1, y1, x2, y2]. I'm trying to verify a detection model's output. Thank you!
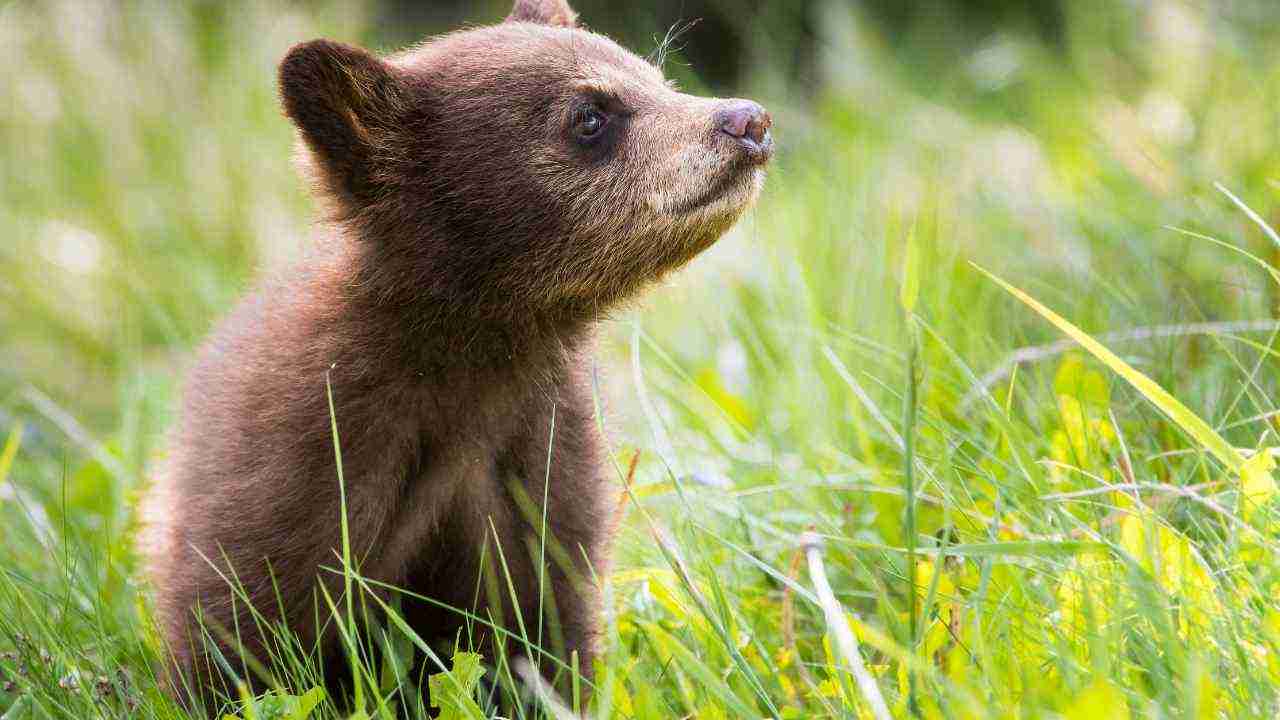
[279, 39, 407, 205]
[506, 0, 577, 28]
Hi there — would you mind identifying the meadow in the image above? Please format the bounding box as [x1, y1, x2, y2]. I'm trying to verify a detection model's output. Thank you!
[2, 1, 1280, 717]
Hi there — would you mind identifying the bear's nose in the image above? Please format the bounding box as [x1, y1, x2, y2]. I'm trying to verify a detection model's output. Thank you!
[715, 100, 773, 162]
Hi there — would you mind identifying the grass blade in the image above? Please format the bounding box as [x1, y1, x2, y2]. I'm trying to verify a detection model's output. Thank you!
[800, 533, 892, 720]
[973, 264, 1244, 472]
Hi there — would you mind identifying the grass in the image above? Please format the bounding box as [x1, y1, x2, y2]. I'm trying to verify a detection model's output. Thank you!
[3, 0, 1280, 717]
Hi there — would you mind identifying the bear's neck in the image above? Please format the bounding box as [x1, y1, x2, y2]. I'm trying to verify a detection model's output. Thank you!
[324, 230, 594, 377]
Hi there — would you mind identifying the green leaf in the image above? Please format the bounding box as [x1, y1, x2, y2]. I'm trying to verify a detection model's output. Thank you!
[427, 652, 486, 720]
[287, 687, 326, 720]
[975, 264, 1244, 472]
[222, 687, 326, 720]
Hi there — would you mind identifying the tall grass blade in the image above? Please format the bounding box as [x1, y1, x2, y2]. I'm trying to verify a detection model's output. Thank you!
[0, 424, 21, 487]
[325, 370, 366, 711]
[800, 533, 892, 720]
[900, 222, 921, 314]
[974, 265, 1245, 472]
[903, 319, 921, 719]
[1215, 182, 1280, 250]
[513, 657, 577, 720]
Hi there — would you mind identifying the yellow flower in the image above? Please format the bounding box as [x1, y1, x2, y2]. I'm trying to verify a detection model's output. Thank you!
[1057, 557, 1116, 635]
[1120, 512, 1219, 635]
[1240, 448, 1277, 521]
[1065, 679, 1130, 720]
[1054, 354, 1110, 408]
[774, 646, 793, 669]
[1048, 393, 1115, 482]
[913, 559, 957, 599]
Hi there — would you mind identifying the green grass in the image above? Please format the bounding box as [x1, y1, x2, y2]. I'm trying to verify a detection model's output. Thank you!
[4, 0, 1280, 717]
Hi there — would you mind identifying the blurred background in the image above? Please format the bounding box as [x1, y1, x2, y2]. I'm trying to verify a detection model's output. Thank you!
[4, 1, 1280, 717]
[6, 0, 1279, 449]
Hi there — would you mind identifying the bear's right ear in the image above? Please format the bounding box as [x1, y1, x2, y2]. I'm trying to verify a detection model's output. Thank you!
[279, 39, 406, 203]
[506, 0, 578, 27]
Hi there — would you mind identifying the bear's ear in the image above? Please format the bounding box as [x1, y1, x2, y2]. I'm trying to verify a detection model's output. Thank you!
[279, 39, 406, 203]
[506, 0, 578, 28]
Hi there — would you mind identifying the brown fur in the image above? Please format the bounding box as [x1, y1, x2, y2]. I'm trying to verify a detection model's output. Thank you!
[140, 0, 771, 709]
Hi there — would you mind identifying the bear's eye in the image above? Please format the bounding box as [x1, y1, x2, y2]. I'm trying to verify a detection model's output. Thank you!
[574, 107, 608, 141]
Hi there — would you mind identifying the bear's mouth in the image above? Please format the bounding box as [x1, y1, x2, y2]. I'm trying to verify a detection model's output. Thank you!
[667, 162, 758, 216]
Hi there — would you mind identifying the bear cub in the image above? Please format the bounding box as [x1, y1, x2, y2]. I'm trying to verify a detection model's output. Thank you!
[141, 0, 772, 708]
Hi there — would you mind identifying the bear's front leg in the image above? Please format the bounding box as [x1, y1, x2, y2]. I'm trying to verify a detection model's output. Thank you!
[493, 393, 615, 701]
[156, 441, 414, 712]
[473, 496, 607, 701]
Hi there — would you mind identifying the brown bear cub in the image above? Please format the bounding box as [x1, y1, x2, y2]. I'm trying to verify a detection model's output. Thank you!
[141, 0, 771, 709]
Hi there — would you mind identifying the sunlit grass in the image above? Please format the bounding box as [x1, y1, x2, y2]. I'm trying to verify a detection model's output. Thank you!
[4, 0, 1280, 718]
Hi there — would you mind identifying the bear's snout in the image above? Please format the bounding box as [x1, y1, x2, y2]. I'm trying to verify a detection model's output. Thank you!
[714, 99, 773, 164]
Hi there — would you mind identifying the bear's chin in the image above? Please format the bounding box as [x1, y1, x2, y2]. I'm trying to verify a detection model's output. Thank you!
[682, 166, 765, 225]
[648, 165, 765, 222]
[655, 171, 764, 269]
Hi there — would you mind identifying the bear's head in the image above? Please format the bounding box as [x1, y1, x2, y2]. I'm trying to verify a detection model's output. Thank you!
[279, 0, 772, 323]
